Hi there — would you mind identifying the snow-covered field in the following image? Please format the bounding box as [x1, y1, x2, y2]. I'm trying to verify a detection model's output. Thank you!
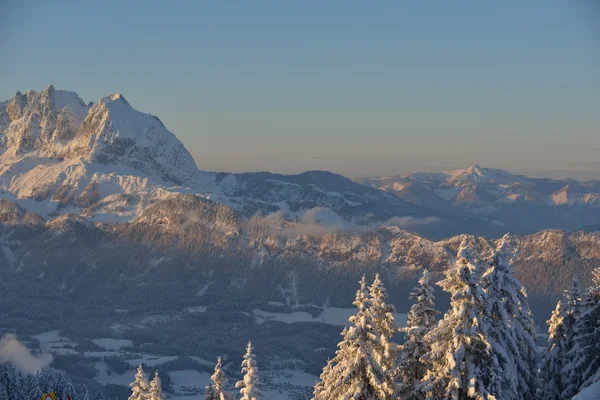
[574, 380, 600, 400]
[32, 323, 325, 399]
[253, 307, 407, 327]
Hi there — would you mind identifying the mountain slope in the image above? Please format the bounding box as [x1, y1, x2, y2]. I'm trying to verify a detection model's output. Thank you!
[359, 165, 600, 234]
[0, 195, 596, 323]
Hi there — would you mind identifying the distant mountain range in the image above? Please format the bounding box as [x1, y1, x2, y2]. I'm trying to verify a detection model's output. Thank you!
[357, 165, 600, 235]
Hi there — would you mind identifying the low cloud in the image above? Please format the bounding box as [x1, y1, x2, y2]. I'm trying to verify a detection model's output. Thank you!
[248, 207, 440, 238]
[0, 334, 53, 373]
[248, 207, 345, 237]
[383, 216, 440, 228]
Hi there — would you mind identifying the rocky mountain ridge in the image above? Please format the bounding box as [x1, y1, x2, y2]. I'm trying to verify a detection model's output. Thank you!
[358, 165, 600, 234]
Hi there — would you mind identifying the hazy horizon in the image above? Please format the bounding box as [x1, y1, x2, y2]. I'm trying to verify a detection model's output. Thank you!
[1, 1, 599, 180]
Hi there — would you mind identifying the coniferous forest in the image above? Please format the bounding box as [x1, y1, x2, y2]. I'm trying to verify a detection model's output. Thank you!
[1, 235, 598, 399]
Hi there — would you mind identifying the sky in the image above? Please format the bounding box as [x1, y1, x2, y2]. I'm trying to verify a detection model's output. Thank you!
[0, 1, 599, 180]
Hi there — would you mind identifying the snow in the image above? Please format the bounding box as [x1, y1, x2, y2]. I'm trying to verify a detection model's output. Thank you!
[92, 338, 133, 350]
[574, 380, 600, 400]
[168, 369, 211, 397]
[125, 354, 179, 367]
[183, 306, 207, 313]
[1, 246, 16, 269]
[253, 307, 406, 327]
[33, 330, 78, 355]
[94, 361, 133, 386]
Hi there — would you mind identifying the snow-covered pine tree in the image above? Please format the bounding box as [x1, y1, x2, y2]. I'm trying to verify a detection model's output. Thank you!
[129, 364, 150, 400]
[149, 370, 165, 400]
[38, 368, 54, 394]
[369, 273, 399, 373]
[481, 235, 537, 400]
[312, 275, 394, 400]
[397, 268, 438, 400]
[7, 367, 25, 400]
[206, 357, 230, 400]
[313, 357, 336, 400]
[0, 384, 7, 400]
[25, 374, 43, 400]
[57, 375, 76, 400]
[422, 240, 502, 400]
[236, 341, 260, 400]
[79, 386, 91, 400]
[537, 300, 568, 400]
[568, 266, 600, 393]
[561, 277, 584, 398]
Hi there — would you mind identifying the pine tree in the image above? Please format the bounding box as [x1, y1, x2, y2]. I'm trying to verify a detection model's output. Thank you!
[397, 268, 438, 400]
[7, 367, 25, 400]
[481, 235, 537, 400]
[57, 375, 76, 400]
[369, 273, 399, 373]
[206, 357, 230, 400]
[569, 266, 600, 392]
[0, 384, 7, 400]
[80, 386, 91, 400]
[149, 370, 165, 400]
[422, 240, 502, 400]
[561, 277, 584, 398]
[236, 341, 260, 400]
[38, 368, 54, 393]
[128, 364, 150, 400]
[312, 275, 394, 400]
[538, 300, 568, 400]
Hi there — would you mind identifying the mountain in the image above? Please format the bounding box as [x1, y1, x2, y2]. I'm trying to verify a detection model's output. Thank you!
[0, 194, 597, 323]
[0, 86, 503, 239]
[358, 165, 600, 234]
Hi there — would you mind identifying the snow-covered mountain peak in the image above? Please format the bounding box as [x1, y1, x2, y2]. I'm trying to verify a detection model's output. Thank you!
[445, 165, 528, 186]
[361, 166, 600, 234]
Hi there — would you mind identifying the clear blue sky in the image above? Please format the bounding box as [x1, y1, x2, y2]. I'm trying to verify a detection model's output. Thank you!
[1, 1, 599, 179]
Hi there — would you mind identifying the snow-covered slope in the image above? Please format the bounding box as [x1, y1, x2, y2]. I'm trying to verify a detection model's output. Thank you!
[359, 165, 600, 234]
[0, 86, 225, 221]
[574, 380, 600, 400]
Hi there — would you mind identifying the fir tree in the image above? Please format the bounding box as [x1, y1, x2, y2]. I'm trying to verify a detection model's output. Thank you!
[57, 375, 76, 400]
[236, 341, 260, 400]
[568, 266, 600, 392]
[397, 268, 438, 400]
[481, 235, 537, 400]
[26, 374, 43, 400]
[7, 367, 25, 400]
[128, 364, 150, 400]
[0, 385, 7, 400]
[149, 370, 165, 400]
[312, 275, 394, 400]
[206, 357, 230, 400]
[80, 386, 91, 400]
[369, 273, 399, 373]
[561, 277, 584, 398]
[537, 300, 568, 400]
[422, 240, 502, 400]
